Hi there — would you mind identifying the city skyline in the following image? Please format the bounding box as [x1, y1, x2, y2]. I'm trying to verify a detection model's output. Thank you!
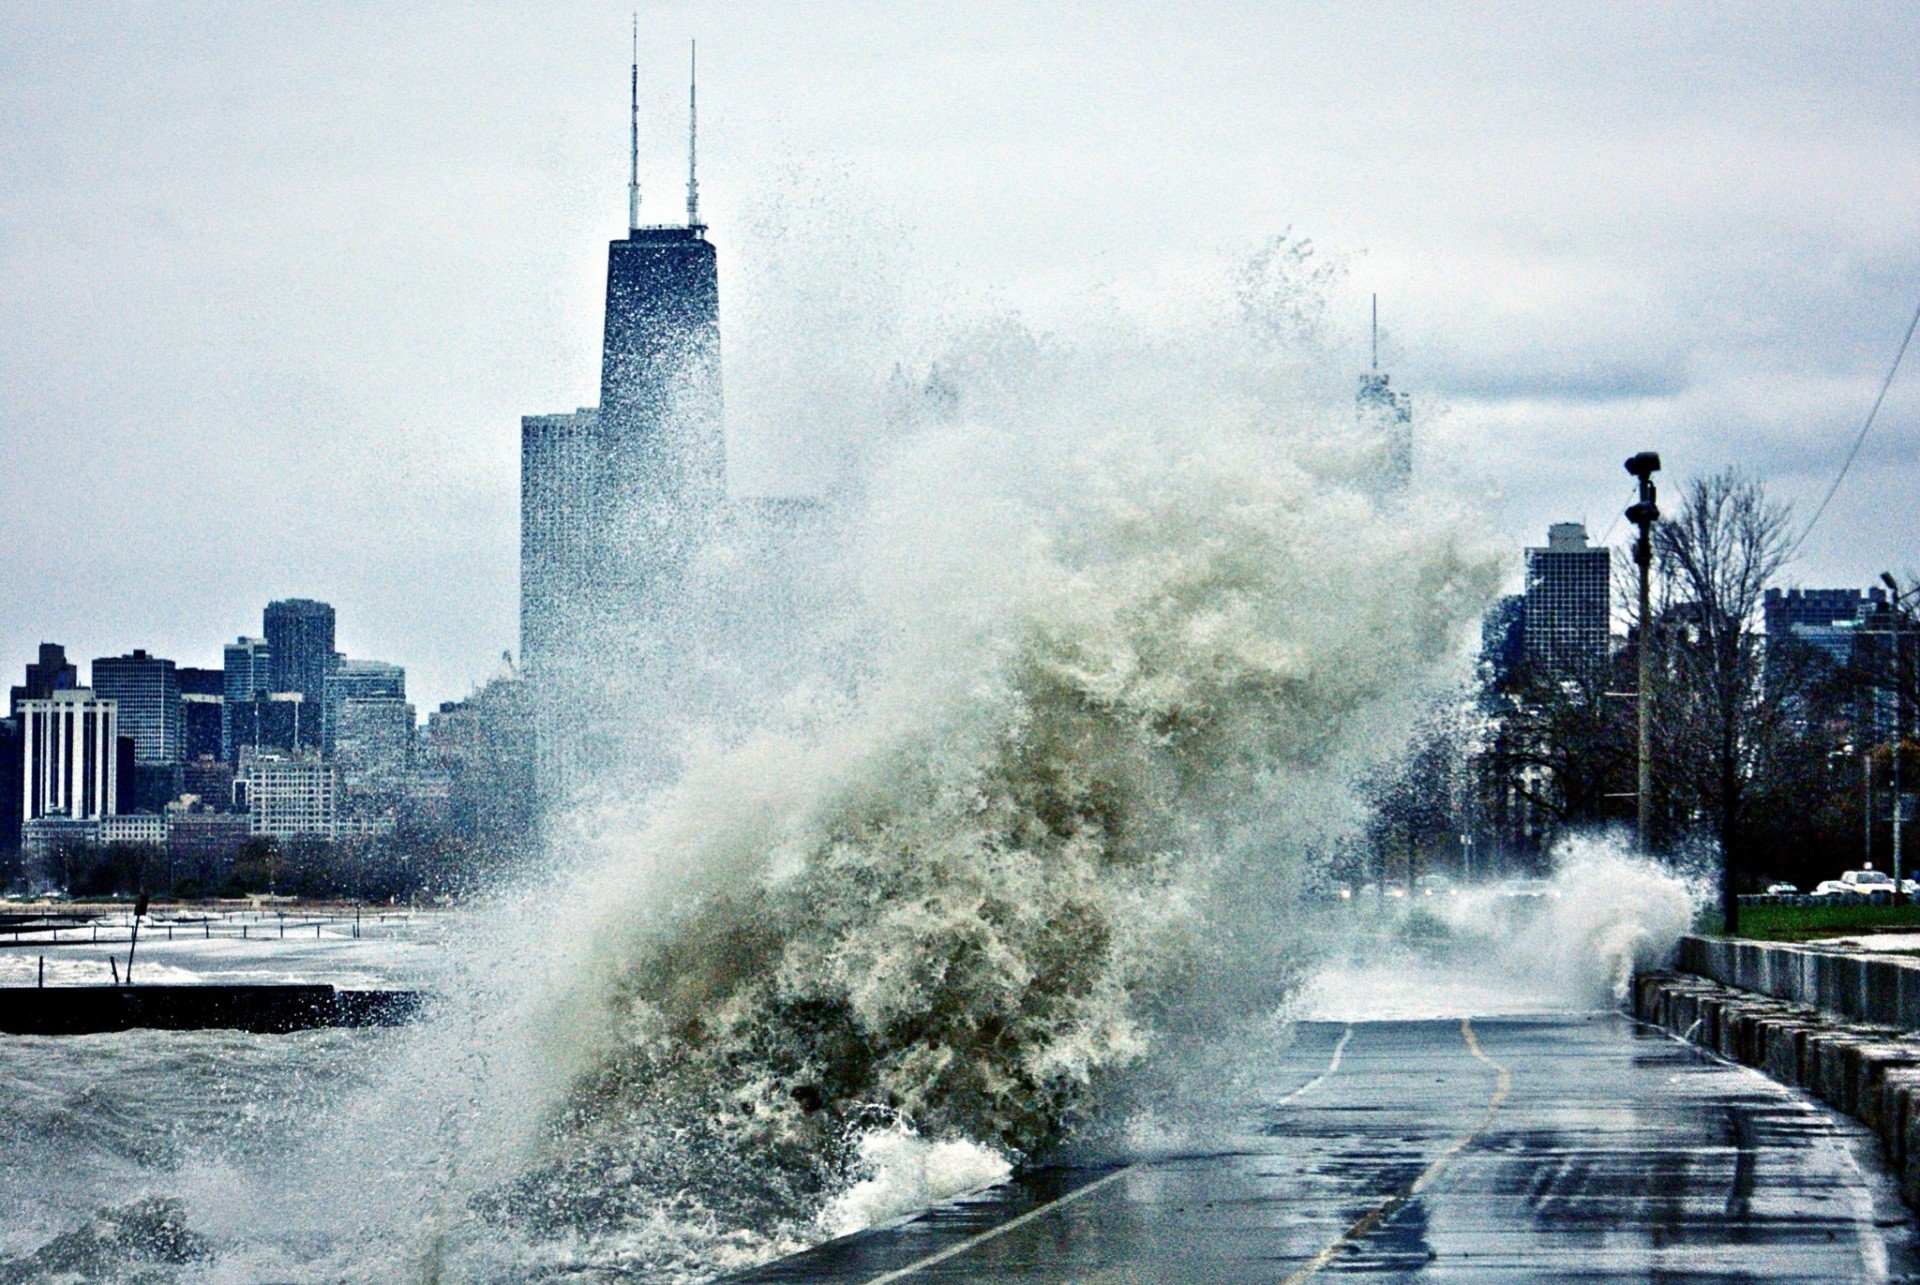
[4, 4, 1918, 710]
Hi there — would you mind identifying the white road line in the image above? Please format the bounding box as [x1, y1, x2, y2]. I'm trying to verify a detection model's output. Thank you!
[855, 1022, 1358, 1283]
[1275, 1024, 1354, 1105]
[855, 1166, 1131, 1285]
[1277, 1016, 1511, 1285]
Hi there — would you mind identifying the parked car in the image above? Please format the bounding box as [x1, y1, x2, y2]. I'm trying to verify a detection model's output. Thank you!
[1765, 882, 1798, 895]
[1842, 868, 1897, 892]
[1811, 880, 1851, 898]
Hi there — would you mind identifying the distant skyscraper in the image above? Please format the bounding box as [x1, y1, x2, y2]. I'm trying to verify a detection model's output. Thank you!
[334, 696, 416, 790]
[222, 637, 273, 761]
[521, 408, 600, 679]
[9, 643, 77, 716]
[1763, 587, 1886, 668]
[321, 659, 406, 756]
[91, 650, 183, 765]
[1356, 295, 1412, 491]
[263, 599, 336, 737]
[1523, 523, 1610, 677]
[520, 43, 722, 805]
[19, 689, 119, 823]
[175, 666, 225, 765]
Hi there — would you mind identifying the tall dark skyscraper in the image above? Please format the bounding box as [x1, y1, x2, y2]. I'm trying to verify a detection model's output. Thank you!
[521, 41, 722, 803]
[263, 599, 336, 743]
[9, 643, 77, 717]
[91, 650, 183, 765]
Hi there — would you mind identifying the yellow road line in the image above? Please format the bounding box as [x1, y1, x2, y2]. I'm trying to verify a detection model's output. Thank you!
[1276, 1017, 1512, 1285]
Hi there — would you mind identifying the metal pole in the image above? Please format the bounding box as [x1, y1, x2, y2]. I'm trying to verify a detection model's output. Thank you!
[1884, 573, 1909, 906]
[1625, 453, 1662, 855]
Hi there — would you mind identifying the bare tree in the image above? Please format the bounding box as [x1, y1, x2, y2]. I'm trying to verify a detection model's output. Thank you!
[1651, 470, 1792, 932]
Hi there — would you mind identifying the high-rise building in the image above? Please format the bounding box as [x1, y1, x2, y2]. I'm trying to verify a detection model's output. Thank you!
[322, 659, 406, 755]
[520, 46, 722, 804]
[520, 408, 600, 680]
[1763, 587, 1886, 670]
[427, 665, 535, 849]
[1355, 296, 1412, 492]
[222, 637, 273, 761]
[334, 695, 415, 790]
[9, 643, 77, 716]
[174, 666, 225, 764]
[228, 692, 307, 758]
[19, 689, 119, 823]
[237, 751, 338, 840]
[1523, 523, 1610, 678]
[90, 650, 183, 765]
[263, 599, 336, 734]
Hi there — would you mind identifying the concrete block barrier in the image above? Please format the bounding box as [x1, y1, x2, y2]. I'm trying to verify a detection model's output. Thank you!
[1674, 934, 1920, 1030]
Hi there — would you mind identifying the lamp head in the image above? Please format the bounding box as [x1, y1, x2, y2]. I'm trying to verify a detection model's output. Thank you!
[1624, 451, 1662, 480]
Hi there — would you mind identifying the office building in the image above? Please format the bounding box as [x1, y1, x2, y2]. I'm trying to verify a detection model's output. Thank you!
[520, 407, 601, 679]
[10, 643, 77, 716]
[1523, 523, 1610, 678]
[19, 689, 119, 823]
[182, 754, 236, 809]
[322, 659, 406, 756]
[1355, 297, 1412, 491]
[90, 650, 182, 764]
[1763, 587, 1886, 669]
[237, 752, 338, 840]
[99, 813, 165, 846]
[519, 49, 722, 804]
[173, 665, 224, 763]
[229, 692, 307, 758]
[263, 599, 336, 738]
[222, 637, 274, 761]
[334, 695, 415, 789]
[0, 716, 20, 857]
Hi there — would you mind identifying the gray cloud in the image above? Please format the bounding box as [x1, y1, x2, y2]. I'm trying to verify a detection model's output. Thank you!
[3, 1, 1918, 703]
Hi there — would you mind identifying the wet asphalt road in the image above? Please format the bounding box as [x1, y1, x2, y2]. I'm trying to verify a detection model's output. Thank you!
[731, 1013, 1920, 1283]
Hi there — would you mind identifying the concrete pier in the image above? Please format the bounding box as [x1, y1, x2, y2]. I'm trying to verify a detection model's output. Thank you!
[0, 984, 422, 1035]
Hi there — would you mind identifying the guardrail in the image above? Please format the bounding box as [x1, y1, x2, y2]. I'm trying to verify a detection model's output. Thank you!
[0, 910, 422, 949]
[1736, 891, 1900, 907]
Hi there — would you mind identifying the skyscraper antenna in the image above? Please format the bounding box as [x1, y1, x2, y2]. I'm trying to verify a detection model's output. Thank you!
[628, 15, 641, 233]
[1371, 293, 1379, 373]
[686, 39, 700, 228]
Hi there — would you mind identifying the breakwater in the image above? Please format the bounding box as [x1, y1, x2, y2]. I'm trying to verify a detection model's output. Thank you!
[0, 984, 422, 1035]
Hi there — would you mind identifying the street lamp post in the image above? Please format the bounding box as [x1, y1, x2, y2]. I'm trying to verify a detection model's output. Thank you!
[1625, 453, 1662, 854]
[1880, 573, 1914, 906]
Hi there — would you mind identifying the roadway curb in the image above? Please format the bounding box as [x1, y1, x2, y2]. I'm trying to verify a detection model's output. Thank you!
[1635, 970, 1920, 1209]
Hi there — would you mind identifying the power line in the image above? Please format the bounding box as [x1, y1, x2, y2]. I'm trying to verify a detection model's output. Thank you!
[1789, 294, 1920, 559]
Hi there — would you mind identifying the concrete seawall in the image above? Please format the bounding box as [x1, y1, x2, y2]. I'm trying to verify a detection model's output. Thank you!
[1638, 943, 1920, 1210]
[1675, 934, 1920, 1029]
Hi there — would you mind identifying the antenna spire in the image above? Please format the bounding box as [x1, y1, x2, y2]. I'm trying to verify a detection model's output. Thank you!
[627, 15, 641, 233]
[686, 39, 700, 228]
[1371, 293, 1379, 372]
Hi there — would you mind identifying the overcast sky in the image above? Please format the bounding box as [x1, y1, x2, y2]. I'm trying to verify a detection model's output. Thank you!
[4, 2, 1918, 710]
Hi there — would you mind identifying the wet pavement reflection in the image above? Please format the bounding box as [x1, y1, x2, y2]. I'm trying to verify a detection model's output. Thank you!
[730, 1014, 1920, 1282]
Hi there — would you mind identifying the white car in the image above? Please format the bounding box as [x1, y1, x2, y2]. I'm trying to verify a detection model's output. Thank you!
[1811, 880, 1851, 898]
[1842, 868, 1897, 892]
[1765, 882, 1798, 895]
